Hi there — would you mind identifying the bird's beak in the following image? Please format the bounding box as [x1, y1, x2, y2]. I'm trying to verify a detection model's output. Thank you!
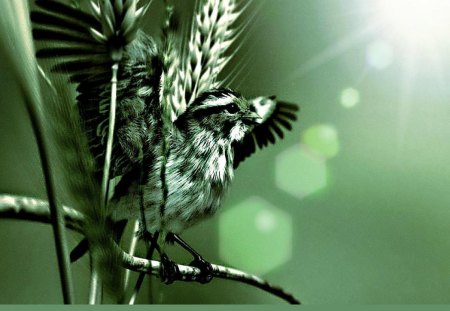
[242, 110, 262, 125]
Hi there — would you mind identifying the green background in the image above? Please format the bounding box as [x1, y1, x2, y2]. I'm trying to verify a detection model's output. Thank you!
[1, 0, 450, 304]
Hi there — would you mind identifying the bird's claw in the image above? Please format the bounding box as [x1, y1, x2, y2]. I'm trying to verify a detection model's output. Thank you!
[141, 230, 153, 241]
[160, 254, 180, 285]
[190, 257, 213, 284]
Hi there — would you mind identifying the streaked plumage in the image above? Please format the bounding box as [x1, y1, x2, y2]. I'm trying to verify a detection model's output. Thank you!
[31, 0, 298, 269]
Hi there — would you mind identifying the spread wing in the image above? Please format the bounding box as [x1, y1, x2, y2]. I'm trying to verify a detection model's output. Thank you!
[31, 0, 156, 177]
[32, 0, 150, 81]
[233, 96, 299, 169]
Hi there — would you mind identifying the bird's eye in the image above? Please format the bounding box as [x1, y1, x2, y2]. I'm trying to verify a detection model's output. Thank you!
[225, 103, 239, 114]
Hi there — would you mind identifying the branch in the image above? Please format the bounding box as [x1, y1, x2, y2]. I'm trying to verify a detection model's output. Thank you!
[0, 194, 84, 233]
[0, 194, 300, 304]
[121, 250, 300, 304]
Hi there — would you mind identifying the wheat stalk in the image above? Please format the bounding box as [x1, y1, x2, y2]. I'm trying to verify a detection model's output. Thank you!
[89, 0, 152, 303]
[167, 0, 240, 116]
[160, 2, 182, 121]
[141, 2, 243, 300]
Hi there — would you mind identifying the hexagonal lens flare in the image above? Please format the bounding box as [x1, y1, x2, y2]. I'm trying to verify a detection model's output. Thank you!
[219, 197, 292, 275]
[340, 87, 360, 109]
[302, 124, 339, 159]
[276, 144, 327, 199]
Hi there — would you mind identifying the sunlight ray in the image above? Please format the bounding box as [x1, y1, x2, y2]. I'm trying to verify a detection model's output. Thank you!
[427, 48, 449, 102]
[396, 51, 418, 158]
[284, 22, 380, 83]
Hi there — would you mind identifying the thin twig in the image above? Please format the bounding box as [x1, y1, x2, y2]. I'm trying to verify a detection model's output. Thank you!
[90, 62, 120, 304]
[120, 247, 300, 304]
[128, 232, 159, 304]
[117, 220, 142, 304]
[0, 194, 84, 233]
[101, 63, 119, 207]
[127, 247, 150, 304]
[124, 221, 140, 290]
[0, 194, 301, 304]
[89, 267, 103, 304]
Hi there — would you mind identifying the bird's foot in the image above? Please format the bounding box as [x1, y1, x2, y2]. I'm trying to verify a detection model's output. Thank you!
[164, 232, 176, 245]
[136, 225, 153, 241]
[160, 253, 180, 285]
[190, 256, 213, 284]
[143, 231, 154, 242]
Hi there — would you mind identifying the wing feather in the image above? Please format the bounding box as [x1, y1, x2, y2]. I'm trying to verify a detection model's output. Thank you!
[233, 97, 299, 169]
[32, 0, 157, 178]
[35, 0, 101, 28]
[30, 11, 95, 35]
[36, 46, 106, 58]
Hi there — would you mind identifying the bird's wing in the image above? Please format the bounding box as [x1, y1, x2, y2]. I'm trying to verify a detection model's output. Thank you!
[233, 96, 299, 169]
[32, 0, 155, 177]
[165, 0, 244, 119]
[32, 0, 150, 81]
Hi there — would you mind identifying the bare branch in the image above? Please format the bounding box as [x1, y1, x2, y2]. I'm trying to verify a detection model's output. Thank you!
[0, 194, 84, 233]
[0, 194, 300, 304]
[120, 249, 300, 304]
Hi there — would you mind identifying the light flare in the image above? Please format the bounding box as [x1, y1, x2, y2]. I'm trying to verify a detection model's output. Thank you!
[376, 0, 450, 47]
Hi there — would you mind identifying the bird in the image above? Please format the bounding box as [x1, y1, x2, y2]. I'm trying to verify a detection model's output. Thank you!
[31, 0, 299, 284]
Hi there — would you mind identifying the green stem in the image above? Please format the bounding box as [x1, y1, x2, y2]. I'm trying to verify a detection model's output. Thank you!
[88, 265, 103, 304]
[0, 1, 74, 302]
[22, 89, 75, 304]
[123, 221, 140, 290]
[89, 62, 119, 304]
[127, 233, 158, 304]
[101, 63, 119, 206]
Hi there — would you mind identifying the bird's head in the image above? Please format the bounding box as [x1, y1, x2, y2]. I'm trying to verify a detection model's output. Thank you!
[175, 88, 261, 142]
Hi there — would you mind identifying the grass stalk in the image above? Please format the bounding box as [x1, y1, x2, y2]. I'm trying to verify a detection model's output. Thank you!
[88, 265, 103, 304]
[123, 221, 140, 290]
[89, 62, 120, 304]
[127, 233, 159, 304]
[101, 63, 120, 206]
[23, 94, 75, 304]
[0, 0, 74, 303]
